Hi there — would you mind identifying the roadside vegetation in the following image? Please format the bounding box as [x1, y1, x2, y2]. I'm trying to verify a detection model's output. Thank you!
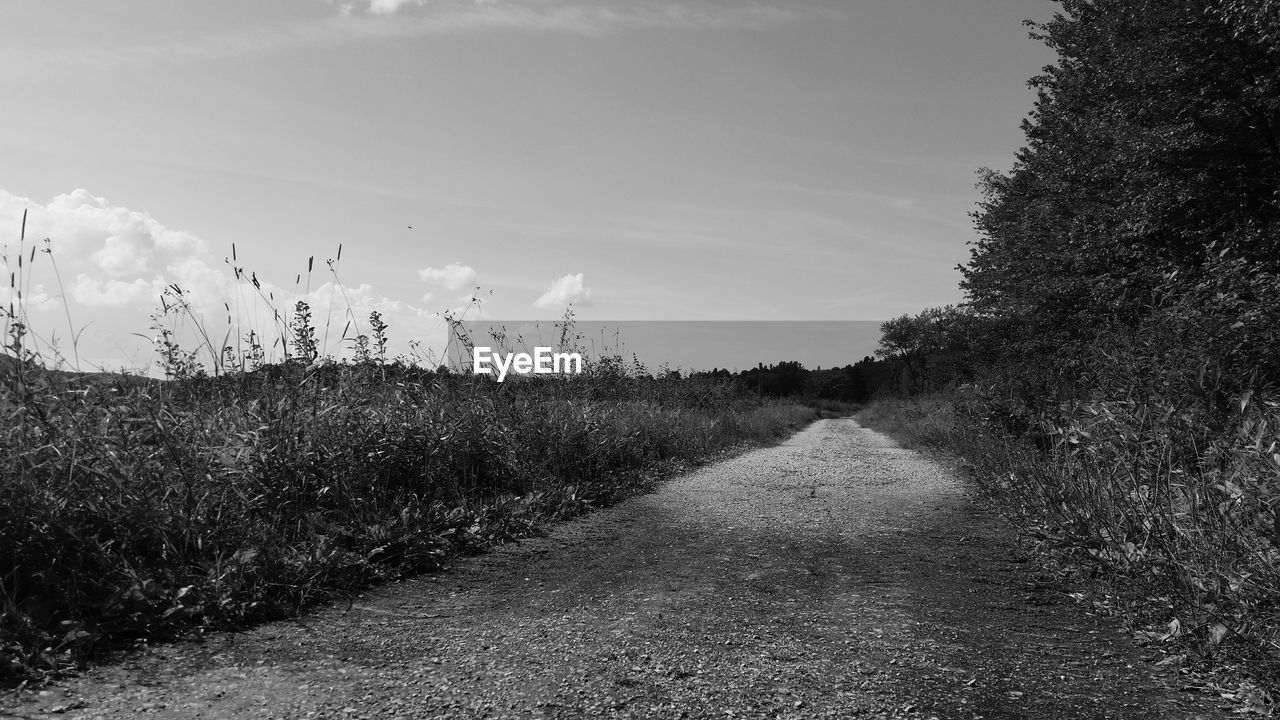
[857, 0, 1280, 702]
[0, 255, 817, 683]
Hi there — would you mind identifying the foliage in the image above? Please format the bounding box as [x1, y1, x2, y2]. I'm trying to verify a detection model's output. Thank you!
[860, 391, 1280, 692]
[0, 238, 819, 682]
[0, 332, 815, 682]
[861, 0, 1280, 694]
[963, 0, 1280, 367]
[874, 306, 1001, 394]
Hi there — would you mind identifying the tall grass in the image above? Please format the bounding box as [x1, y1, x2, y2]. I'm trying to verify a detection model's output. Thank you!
[859, 387, 1280, 693]
[0, 238, 817, 682]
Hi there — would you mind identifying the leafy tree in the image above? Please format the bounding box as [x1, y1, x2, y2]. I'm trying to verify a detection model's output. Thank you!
[876, 306, 990, 393]
[1213, 0, 1280, 45]
[964, 0, 1280, 364]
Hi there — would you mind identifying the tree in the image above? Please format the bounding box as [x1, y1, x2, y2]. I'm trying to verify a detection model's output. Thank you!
[875, 306, 990, 393]
[963, 0, 1280, 363]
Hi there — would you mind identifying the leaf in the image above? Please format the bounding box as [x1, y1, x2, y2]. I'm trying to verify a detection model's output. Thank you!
[231, 548, 258, 565]
[1207, 623, 1229, 648]
[61, 629, 92, 644]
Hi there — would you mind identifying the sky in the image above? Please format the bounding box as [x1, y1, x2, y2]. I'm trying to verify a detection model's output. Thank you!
[0, 0, 1055, 373]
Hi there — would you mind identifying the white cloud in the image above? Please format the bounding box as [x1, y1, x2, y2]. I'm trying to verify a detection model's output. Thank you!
[0, 188, 224, 310]
[69, 276, 167, 307]
[10, 4, 802, 71]
[0, 187, 446, 369]
[297, 281, 438, 332]
[367, 0, 424, 15]
[445, 294, 491, 321]
[418, 262, 478, 290]
[0, 258, 56, 312]
[534, 272, 592, 309]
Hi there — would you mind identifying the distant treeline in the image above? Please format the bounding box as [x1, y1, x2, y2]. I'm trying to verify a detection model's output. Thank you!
[688, 357, 896, 404]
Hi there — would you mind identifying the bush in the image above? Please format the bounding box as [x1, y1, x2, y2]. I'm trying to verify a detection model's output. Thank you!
[859, 379, 1280, 690]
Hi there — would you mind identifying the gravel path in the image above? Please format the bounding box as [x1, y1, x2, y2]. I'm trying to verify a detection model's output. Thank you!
[3, 419, 1232, 719]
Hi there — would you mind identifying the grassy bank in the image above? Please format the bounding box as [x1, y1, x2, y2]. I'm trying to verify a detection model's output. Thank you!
[1, 356, 816, 681]
[858, 392, 1280, 699]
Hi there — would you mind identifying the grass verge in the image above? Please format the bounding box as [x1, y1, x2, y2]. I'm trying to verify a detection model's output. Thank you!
[858, 393, 1279, 709]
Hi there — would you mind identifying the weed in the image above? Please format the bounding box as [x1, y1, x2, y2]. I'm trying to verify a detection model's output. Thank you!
[0, 241, 817, 682]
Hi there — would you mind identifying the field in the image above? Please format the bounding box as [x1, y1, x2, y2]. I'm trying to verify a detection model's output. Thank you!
[0, 306, 819, 681]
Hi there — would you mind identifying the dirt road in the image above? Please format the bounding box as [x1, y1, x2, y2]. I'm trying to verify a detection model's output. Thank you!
[2, 419, 1230, 719]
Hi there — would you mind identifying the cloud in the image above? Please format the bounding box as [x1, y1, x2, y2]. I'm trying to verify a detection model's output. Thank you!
[0, 187, 446, 369]
[418, 262, 478, 290]
[0, 188, 225, 309]
[0, 257, 56, 312]
[534, 272, 592, 309]
[9, 3, 802, 71]
[69, 276, 168, 308]
[367, 0, 424, 15]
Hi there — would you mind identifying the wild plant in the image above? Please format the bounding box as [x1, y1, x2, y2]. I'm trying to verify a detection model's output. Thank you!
[0, 236, 817, 682]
